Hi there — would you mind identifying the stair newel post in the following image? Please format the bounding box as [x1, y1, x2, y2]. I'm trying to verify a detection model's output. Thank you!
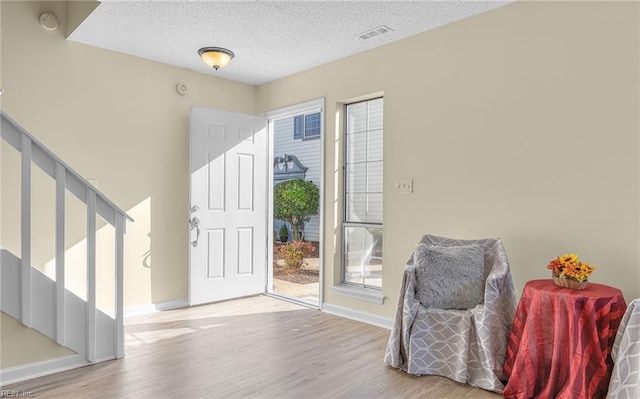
[20, 134, 32, 327]
[55, 162, 66, 345]
[86, 189, 97, 363]
[115, 213, 125, 358]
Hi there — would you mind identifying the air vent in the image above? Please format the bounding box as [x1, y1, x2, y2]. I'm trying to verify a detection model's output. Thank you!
[358, 25, 393, 40]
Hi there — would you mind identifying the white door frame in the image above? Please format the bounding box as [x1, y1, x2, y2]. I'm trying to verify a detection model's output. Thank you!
[264, 97, 325, 309]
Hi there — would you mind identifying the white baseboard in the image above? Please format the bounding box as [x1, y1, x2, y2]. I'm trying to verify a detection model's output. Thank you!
[154, 298, 188, 311]
[0, 354, 89, 387]
[322, 303, 392, 330]
[123, 304, 157, 318]
[124, 298, 188, 318]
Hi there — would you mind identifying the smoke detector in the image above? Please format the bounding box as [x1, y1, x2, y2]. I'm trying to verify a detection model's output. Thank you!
[176, 83, 188, 95]
[39, 12, 59, 31]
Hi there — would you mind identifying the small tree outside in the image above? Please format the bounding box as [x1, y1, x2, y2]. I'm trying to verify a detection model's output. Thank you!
[273, 179, 319, 242]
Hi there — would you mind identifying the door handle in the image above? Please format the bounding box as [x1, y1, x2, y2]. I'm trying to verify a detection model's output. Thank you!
[190, 215, 201, 247]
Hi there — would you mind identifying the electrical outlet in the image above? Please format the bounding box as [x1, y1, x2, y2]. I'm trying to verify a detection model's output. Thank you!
[395, 179, 413, 194]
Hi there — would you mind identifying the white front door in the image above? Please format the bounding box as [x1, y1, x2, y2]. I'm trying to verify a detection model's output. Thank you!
[189, 106, 267, 305]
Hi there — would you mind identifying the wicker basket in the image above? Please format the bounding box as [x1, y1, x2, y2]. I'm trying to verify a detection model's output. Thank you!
[552, 273, 588, 290]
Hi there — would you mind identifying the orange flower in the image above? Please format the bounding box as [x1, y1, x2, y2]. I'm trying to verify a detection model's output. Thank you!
[547, 253, 596, 282]
[547, 259, 562, 274]
[559, 253, 579, 264]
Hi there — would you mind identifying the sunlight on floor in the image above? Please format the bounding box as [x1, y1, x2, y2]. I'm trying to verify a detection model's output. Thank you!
[123, 295, 308, 347]
[126, 327, 196, 346]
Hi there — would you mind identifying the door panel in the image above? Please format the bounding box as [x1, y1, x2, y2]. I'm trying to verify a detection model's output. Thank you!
[237, 154, 254, 210]
[237, 227, 253, 275]
[189, 106, 267, 305]
[207, 152, 225, 210]
[206, 229, 225, 279]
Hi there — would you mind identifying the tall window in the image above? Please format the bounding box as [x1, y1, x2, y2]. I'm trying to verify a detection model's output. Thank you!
[343, 97, 383, 289]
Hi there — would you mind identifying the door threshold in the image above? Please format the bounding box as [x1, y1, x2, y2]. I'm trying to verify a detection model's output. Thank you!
[262, 292, 320, 310]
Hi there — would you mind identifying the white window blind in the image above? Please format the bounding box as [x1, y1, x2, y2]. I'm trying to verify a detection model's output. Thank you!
[345, 98, 383, 224]
[343, 97, 383, 289]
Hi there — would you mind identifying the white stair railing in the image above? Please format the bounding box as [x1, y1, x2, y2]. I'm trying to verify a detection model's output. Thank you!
[1, 110, 133, 361]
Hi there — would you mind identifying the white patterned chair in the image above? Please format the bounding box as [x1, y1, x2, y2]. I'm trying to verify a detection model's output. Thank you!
[607, 298, 640, 399]
[384, 234, 517, 393]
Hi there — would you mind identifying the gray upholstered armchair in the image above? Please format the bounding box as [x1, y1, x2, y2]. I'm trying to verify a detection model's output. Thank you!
[607, 298, 640, 399]
[384, 234, 517, 393]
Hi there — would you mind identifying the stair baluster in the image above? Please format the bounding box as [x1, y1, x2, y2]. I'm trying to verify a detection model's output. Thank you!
[1, 110, 132, 384]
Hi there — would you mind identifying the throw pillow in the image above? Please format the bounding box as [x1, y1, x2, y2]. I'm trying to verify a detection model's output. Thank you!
[413, 243, 485, 310]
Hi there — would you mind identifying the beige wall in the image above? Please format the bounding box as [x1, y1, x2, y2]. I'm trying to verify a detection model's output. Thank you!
[2, 0, 639, 370]
[257, 0, 640, 316]
[1, 0, 257, 303]
[1, 0, 256, 367]
[1, 312, 74, 368]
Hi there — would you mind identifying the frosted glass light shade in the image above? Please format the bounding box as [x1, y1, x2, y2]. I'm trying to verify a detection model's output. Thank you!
[198, 47, 235, 70]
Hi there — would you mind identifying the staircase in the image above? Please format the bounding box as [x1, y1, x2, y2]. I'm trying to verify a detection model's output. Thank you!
[0, 111, 133, 384]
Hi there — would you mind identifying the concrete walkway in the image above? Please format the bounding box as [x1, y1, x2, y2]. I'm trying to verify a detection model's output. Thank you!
[273, 257, 319, 306]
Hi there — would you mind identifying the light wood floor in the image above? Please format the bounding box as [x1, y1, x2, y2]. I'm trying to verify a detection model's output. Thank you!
[7, 296, 502, 399]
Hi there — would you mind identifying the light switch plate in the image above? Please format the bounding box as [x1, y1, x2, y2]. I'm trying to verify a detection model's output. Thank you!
[395, 179, 413, 194]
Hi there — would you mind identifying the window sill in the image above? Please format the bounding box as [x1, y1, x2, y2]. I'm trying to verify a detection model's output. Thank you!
[331, 284, 385, 304]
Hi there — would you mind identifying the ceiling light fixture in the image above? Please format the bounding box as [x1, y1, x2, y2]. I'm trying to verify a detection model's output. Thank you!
[198, 47, 235, 70]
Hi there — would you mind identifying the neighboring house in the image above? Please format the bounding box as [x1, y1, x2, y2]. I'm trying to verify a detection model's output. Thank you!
[273, 113, 321, 242]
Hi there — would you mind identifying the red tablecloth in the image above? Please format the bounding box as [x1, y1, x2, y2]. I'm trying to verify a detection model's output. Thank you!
[503, 279, 626, 399]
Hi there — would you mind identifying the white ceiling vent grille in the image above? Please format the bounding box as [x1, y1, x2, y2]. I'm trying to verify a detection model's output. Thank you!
[358, 25, 393, 40]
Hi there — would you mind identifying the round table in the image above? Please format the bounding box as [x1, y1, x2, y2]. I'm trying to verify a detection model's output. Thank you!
[503, 279, 627, 399]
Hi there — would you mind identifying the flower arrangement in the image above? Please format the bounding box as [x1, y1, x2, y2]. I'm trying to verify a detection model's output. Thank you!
[547, 253, 596, 282]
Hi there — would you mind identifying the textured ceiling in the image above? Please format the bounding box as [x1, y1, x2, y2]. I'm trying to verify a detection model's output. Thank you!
[68, 0, 513, 86]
